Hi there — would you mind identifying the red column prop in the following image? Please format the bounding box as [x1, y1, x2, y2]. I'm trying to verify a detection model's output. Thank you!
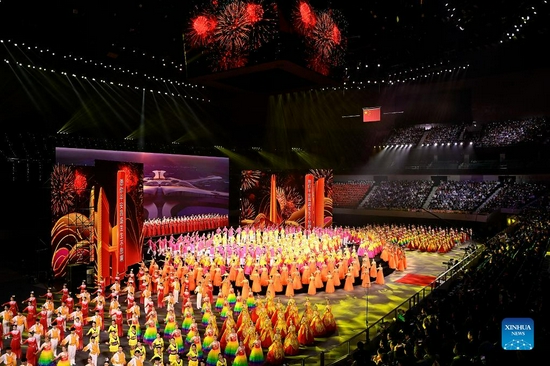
[116, 170, 127, 274]
[98, 187, 116, 286]
[304, 174, 315, 230]
[270, 174, 278, 224]
[315, 177, 325, 227]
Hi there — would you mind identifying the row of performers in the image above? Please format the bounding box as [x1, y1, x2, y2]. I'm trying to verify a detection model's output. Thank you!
[137, 244, 403, 302]
[142, 215, 229, 239]
[144, 223, 466, 263]
[145, 226, 375, 262]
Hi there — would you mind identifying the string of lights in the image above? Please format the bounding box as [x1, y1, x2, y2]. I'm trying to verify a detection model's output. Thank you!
[1, 39, 210, 102]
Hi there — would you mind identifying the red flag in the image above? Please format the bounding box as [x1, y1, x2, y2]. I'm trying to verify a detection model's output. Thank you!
[363, 107, 381, 122]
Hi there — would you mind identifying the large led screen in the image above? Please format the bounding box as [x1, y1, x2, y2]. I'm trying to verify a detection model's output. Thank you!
[240, 169, 333, 229]
[51, 147, 229, 278]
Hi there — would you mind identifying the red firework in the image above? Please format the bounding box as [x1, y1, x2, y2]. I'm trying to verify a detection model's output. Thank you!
[241, 169, 262, 190]
[74, 169, 88, 195]
[119, 163, 139, 193]
[51, 164, 76, 217]
[246, 3, 264, 24]
[331, 22, 342, 45]
[311, 11, 341, 59]
[276, 186, 304, 220]
[240, 198, 256, 221]
[309, 168, 334, 197]
[305, 10, 346, 75]
[215, 1, 251, 54]
[294, 0, 317, 34]
[307, 53, 331, 75]
[217, 51, 248, 71]
[189, 14, 217, 47]
[187, 0, 276, 71]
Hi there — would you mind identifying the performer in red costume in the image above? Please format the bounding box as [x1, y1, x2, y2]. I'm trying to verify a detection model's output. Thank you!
[22, 301, 37, 329]
[23, 330, 39, 366]
[51, 311, 66, 340]
[2, 296, 18, 315]
[65, 293, 75, 314]
[57, 284, 69, 305]
[4, 325, 22, 358]
[113, 306, 124, 337]
[40, 288, 54, 302]
[22, 291, 37, 309]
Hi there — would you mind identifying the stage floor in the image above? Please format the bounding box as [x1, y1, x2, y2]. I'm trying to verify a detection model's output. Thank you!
[281, 241, 472, 364]
[0, 241, 472, 366]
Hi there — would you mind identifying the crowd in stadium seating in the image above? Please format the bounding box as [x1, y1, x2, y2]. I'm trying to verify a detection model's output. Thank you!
[422, 124, 465, 145]
[357, 206, 549, 366]
[427, 180, 500, 213]
[361, 180, 434, 210]
[478, 182, 549, 214]
[382, 116, 550, 148]
[473, 116, 549, 147]
[465, 117, 550, 147]
[385, 126, 427, 146]
[333, 181, 374, 208]
[336, 178, 550, 215]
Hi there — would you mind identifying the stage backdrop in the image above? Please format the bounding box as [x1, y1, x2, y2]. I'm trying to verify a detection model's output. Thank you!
[52, 147, 230, 279]
[240, 169, 333, 229]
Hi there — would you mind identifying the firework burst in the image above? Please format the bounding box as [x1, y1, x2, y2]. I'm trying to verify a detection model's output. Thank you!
[51, 164, 77, 217]
[214, 51, 249, 71]
[310, 11, 342, 59]
[293, 0, 317, 35]
[276, 186, 304, 220]
[240, 198, 256, 221]
[187, 0, 277, 71]
[291, 2, 347, 76]
[275, 186, 287, 210]
[118, 163, 140, 193]
[241, 169, 262, 190]
[309, 168, 333, 181]
[306, 10, 347, 74]
[306, 53, 331, 75]
[246, 3, 264, 24]
[188, 14, 218, 47]
[246, 1, 278, 50]
[309, 168, 334, 197]
[73, 169, 88, 196]
[215, 1, 251, 54]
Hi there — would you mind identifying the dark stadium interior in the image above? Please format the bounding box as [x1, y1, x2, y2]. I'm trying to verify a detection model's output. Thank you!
[0, 1, 549, 365]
